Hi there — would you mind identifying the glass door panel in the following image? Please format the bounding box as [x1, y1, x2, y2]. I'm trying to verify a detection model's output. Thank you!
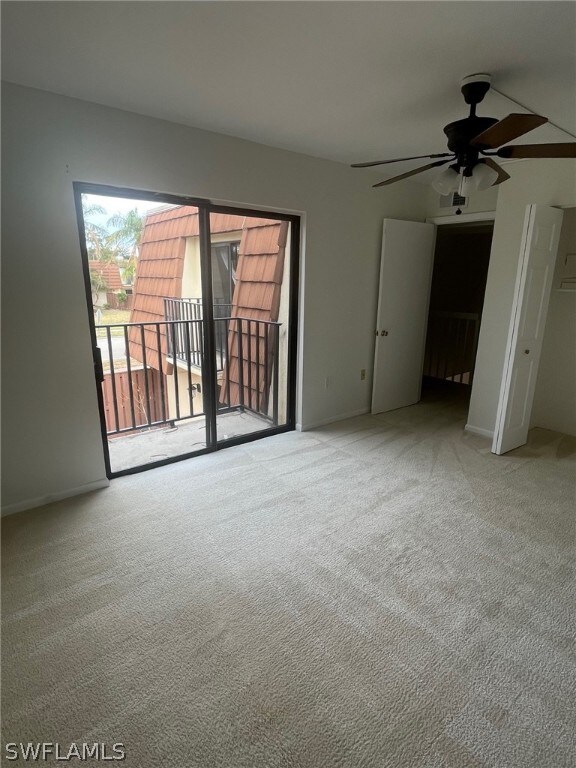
[209, 212, 293, 442]
[78, 189, 210, 475]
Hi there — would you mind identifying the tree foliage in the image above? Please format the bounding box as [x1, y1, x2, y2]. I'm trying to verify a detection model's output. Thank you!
[82, 198, 144, 271]
[106, 209, 143, 260]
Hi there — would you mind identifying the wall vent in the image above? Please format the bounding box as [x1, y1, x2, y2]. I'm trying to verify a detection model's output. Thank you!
[439, 191, 468, 211]
[452, 192, 467, 207]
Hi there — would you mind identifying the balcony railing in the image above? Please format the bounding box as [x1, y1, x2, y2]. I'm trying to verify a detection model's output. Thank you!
[164, 298, 232, 370]
[96, 311, 281, 437]
[423, 311, 481, 385]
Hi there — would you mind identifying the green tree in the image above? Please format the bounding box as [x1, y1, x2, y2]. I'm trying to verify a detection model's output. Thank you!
[107, 208, 144, 261]
[82, 200, 144, 278]
[122, 257, 137, 285]
[90, 270, 108, 306]
[82, 201, 118, 263]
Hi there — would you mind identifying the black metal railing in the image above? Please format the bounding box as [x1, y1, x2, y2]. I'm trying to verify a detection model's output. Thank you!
[215, 317, 281, 425]
[423, 311, 481, 385]
[164, 298, 232, 369]
[96, 319, 204, 436]
[96, 314, 281, 437]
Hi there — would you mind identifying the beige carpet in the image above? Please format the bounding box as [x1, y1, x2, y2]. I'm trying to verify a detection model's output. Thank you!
[2, 389, 575, 767]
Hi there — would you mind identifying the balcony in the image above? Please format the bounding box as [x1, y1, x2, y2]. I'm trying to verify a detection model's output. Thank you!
[96, 298, 282, 472]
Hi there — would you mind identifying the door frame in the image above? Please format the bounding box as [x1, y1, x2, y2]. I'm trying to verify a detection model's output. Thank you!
[426, 211, 496, 226]
[424, 212, 496, 410]
[73, 181, 300, 478]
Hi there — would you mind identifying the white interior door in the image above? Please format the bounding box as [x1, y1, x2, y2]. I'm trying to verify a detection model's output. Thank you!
[371, 219, 436, 414]
[492, 204, 563, 455]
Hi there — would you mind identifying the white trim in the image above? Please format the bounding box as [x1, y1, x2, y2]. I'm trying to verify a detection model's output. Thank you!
[1, 478, 110, 517]
[426, 211, 496, 225]
[465, 423, 494, 439]
[298, 407, 370, 431]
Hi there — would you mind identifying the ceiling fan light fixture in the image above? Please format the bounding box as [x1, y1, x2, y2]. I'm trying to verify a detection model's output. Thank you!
[472, 161, 500, 191]
[431, 165, 460, 195]
[353, 76, 576, 190]
[458, 162, 500, 196]
[459, 171, 478, 198]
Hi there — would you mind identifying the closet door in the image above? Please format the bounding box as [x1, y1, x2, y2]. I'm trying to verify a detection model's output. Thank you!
[493, 205, 563, 455]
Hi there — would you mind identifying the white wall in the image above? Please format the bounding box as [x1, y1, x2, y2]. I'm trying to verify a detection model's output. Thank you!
[465, 160, 576, 436]
[423, 183, 499, 220]
[1, 83, 428, 513]
[531, 208, 576, 436]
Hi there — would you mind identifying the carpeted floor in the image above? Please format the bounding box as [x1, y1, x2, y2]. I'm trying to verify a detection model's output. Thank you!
[2, 389, 575, 767]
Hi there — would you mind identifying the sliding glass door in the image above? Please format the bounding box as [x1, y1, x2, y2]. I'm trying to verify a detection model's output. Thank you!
[75, 184, 299, 477]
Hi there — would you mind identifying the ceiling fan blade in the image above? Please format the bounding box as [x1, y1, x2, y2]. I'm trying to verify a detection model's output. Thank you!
[351, 152, 453, 168]
[481, 157, 510, 185]
[471, 113, 548, 149]
[496, 142, 576, 159]
[373, 159, 452, 188]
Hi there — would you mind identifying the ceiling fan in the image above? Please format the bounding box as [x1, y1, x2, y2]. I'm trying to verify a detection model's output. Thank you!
[352, 74, 576, 192]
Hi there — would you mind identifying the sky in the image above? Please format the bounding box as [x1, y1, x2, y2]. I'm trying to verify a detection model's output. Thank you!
[81, 193, 176, 231]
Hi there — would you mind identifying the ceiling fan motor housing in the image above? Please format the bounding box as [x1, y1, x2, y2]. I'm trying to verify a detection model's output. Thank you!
[443, 116, 499, 164]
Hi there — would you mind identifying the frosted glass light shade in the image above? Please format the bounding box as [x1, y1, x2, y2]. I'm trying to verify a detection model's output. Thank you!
[459, 173, 475, 197]
[473, 162, 499, 191]
[460, 163, 499, 196]
[431, 166, 460, 195]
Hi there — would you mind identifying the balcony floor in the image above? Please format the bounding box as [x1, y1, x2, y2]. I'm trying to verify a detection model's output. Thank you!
[107, 409, 271, 473]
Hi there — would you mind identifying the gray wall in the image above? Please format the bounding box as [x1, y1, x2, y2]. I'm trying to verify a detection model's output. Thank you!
[531, 208, 576, 436]
[1, 83, 428, 513]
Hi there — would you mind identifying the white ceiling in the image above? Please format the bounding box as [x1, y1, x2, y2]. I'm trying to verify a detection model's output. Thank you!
[2, 1, 575, 169]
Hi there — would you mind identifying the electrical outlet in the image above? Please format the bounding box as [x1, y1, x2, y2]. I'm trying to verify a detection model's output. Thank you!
[360, 369, 366, 381]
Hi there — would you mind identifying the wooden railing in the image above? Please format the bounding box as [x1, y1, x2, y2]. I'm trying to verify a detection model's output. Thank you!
[423, 311, 481, 385]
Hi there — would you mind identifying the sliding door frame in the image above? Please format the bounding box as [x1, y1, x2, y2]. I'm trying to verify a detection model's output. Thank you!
[207, 202, 300, 448]
[73, 182, 300, 478]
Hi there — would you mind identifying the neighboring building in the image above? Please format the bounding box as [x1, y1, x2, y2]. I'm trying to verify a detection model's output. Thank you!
[88, 260, 123, 309]
[128, 206, 289, 423]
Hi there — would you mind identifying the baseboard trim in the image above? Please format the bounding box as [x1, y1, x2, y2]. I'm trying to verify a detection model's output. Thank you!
[465, 423, 494, 439]
[1, 478, 110, 517]
[299, 407, 370, 431]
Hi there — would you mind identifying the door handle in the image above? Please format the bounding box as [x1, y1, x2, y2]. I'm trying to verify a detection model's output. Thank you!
[93, 346, 104, 383]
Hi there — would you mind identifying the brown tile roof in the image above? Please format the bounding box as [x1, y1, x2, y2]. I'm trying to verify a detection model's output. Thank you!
[141, 206, 271, 244]
[88, 260, 123, 291]
[221, 220, 288, 410]
[128, 235, 187, 371]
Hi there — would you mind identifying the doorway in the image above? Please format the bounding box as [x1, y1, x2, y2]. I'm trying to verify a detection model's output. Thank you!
[422, 221, 494, 407]
[74, 183, 299, 477]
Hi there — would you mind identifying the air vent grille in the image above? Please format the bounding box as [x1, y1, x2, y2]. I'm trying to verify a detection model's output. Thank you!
[439, 192, 468, 210]
[452, 192, 466, 206]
